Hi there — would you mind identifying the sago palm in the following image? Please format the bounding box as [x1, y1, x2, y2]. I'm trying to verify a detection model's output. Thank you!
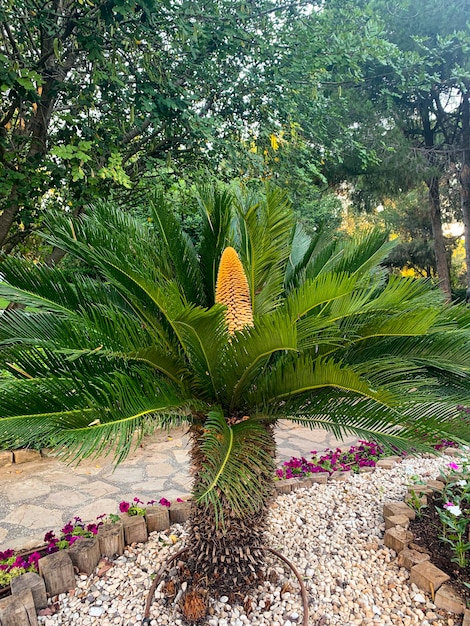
[1, 185, 470, 609]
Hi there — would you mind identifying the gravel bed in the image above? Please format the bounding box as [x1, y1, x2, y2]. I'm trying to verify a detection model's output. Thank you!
[37, 454, 466, 626]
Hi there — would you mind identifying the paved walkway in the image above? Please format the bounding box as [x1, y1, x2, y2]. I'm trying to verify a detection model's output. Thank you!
[0, 422, 357, 553]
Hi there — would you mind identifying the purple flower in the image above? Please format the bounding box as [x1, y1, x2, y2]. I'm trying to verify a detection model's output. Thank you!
[61, 522, 74, 535]
[86, 523, 100, 535]
[12, 556, 27, 569]
[44, 530, 56, 543]
[96, 513, 106, 520]
[159, 497, 171, 507]
[133, 497, 143, 505]
[68, 536, 80, 545]
[119, 501, 130, 513]
[28, 552, 41, 567]
[176, 498, 184, 503]
[73, 516, 82, 523]
[147, 499, 157, 505]
[0, 549, 14, 561]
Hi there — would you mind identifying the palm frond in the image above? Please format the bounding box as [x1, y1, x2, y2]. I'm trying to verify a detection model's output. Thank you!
[221, 312, 298, 410]
[173, 305, 229, 399]
[150, 193, 205, 305]
[250, 354, 396, 408]
[235, 185, 294, 315]
[284, 271, 358, 323]
[193, 410, 275, 526]
[197, 186, 234, 306]
[0, 367, 194, 464]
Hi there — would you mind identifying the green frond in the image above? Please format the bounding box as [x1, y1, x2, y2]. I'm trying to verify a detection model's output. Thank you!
[352, 309, 440, 341]
[235, 185, 294, 315]
[221, 312, 298, 410]
[197, 186, 234, 305]
[285, 223, 340, 290]
[150, 194, 206, 305]
[335, 228, 397, 277]
[284, 271, 358, 323]
[173, 304, 229, 399]
[250, 354, 396, 408]
[0, 368, 194, 464]
[194, 410, 275, 527]
[277, 391, 470, 453]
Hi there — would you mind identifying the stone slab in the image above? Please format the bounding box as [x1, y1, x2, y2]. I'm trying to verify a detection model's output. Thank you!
[396, 547, 430, 570]
[42, 490, 88, 508]
[3, 504, 63, 530]
[384, 514, 410, 530]
[145, 462, 176, 478]
[79, 481, 119, 498]
[3, 478, 51, 503]
[384, 527, 413, 553]
[383, 501, 415, 520]
[73, 498, 118, 523]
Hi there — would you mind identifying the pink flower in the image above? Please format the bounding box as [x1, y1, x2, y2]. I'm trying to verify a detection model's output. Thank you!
[119, 501, 130, 513]
[448, 462, 459, 471]
[176, 498, 184, 503]
[159, 497, 171, 507]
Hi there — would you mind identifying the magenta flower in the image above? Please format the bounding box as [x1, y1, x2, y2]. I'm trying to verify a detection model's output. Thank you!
[159, 497, 171, 507]
[61, 522, 74, 535]
[448, 462, 460, 471]
[43, 530, 56, 543]
[176, 498, 184, 503]
[147, 499, 157, 505]
[0, 549, 14, 560]
[119, 501, 130, 513]
[133, 497, 143, 504]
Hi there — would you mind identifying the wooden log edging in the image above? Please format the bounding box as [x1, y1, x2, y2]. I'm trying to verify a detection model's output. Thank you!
[1, 450, 469, 624]
[383, 476, 468, 617]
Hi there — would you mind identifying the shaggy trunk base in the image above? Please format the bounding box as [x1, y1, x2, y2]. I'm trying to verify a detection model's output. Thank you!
[184, 501, 269, 596]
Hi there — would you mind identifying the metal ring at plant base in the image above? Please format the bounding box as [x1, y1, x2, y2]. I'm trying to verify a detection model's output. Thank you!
[142, 546, 309, 626]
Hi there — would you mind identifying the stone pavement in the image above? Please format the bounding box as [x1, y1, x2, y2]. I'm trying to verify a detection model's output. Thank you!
[0, 422, 357, 553]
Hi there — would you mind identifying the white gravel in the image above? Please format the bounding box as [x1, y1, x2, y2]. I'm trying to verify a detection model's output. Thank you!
[37, 454, 467, 626]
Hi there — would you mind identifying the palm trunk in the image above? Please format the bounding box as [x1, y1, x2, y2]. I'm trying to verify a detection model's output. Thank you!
[184, 423, 276, 596]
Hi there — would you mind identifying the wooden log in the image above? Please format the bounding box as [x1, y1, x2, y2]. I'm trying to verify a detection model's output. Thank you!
[274, 481, 293, 494]
[169, 501, 191, 524]
[38, 550, 76, 596]
[98, 522, 125, 557]
[0, 588, 38, 626]
[68, 538, 101, 576]
[145, 506, 170, 533]
[122, 515, 148, 545]
[10, 571, 47, 610]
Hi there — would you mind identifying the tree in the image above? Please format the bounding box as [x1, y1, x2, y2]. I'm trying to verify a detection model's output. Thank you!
[1, 185, 470, 616]
[0, 0, 312, 255]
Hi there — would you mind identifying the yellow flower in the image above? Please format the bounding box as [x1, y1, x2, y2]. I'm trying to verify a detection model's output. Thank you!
[215, 247, 253, 334]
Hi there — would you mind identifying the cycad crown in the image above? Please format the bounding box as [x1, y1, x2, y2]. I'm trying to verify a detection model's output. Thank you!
[215, 246, 253, 334]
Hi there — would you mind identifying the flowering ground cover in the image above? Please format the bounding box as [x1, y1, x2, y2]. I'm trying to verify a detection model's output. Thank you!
[0, 497, 184, 591]
[275, 440, 387, 479]
[409, 461, 470, 602]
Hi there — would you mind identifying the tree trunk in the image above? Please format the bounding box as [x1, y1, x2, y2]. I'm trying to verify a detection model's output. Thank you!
[184, 423, 276, 599]
[421, 104, 452, 300]
[427, 175, 452, 300]
[460, 92, 470, 288]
